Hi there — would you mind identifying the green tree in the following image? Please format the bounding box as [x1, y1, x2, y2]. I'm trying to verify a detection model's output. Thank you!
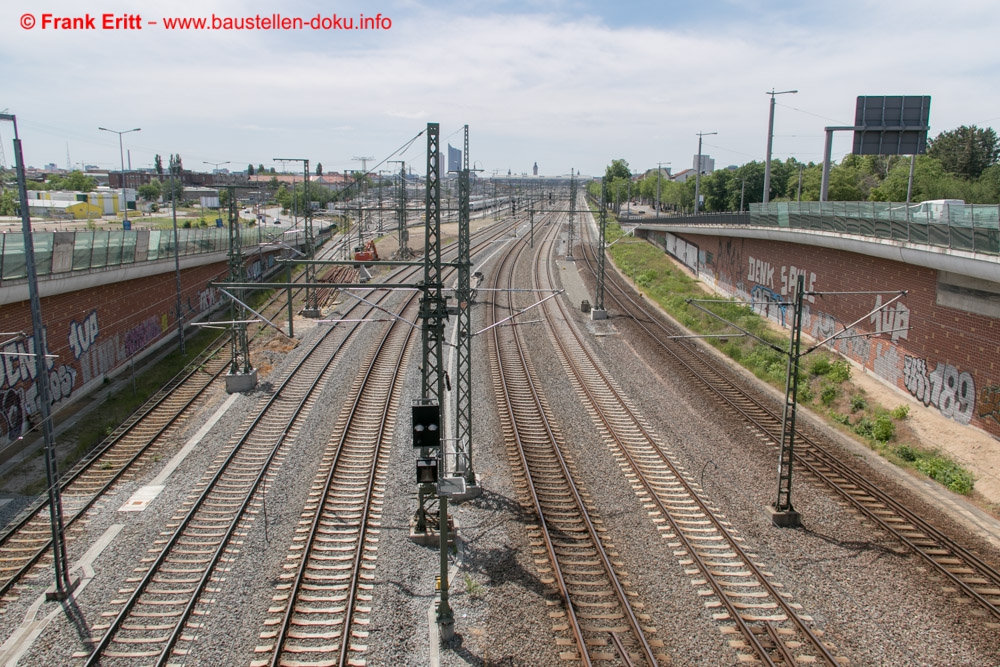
[258, 164, 266, 175]
[927, 125, 999, 179]
[605, 159, 631, 183]
[154, 154, 163, 176]
[316, 163, 323, 176]
[247, 164, 255, 176]
[47, 170, 97, 192]
[700, 168, 734, 212]
[138, 179, 162, 202]
[163, 178, 184, 202]
[0, 189, 16, 216]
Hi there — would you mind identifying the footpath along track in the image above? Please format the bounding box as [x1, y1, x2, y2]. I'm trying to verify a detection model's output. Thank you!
[577, 218, 1000, 626]
[251, 296, 418, 667]
[487, 209, 662, 666]
[540, 214, 843, 665]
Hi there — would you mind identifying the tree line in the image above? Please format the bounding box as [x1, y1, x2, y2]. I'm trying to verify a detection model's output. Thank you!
[590, 125, 1000, 214]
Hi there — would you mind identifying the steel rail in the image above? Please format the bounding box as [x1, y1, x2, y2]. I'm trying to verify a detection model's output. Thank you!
[491, 209, 658, 666]
[579, 220, 1000, 624]
[549, 227, 839, 665]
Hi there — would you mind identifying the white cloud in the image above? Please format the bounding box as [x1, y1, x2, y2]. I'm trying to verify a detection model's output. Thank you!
[1, 0, 998, 175]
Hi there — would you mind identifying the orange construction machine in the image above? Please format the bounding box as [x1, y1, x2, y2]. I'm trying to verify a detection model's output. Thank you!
[353, 240, 379, 264]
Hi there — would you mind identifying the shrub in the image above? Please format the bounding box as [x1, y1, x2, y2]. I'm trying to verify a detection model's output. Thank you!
[827, 360, 851, 383]
[853, 416, 874, 438]
[890, 405, 910, 420]
[808, 357, 831, 377]
[895, 444, 918, 462]
[798, 384, 813, 403]
[820, 383, 839, 407]
[830, 411, 851, 425]
[916, 456, 975, 495]
[850, 393, 867, 413]
[871, 414, 895, 442]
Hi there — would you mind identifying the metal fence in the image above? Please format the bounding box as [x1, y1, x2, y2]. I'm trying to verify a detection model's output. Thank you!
[0, 227, 230, 281]
[645, 202, 1000, 256]
[747, 202, 1000, 254]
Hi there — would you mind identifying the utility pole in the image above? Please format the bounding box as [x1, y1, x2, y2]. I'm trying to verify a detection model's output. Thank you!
[694, 132, 716, 214]
[763, 89, 797, 204]
[171, 155, 185, 355]
[412, 123, 454, 639]
[567, 169, 576, 260]
[275, 158, 318, 316]
[770, 274, 805, 528]
[454, 125, 476, 487]
[388, 160, 408, 257]
[3, 112, 75, 600]
[223, 185, 257, 393]
[656, 161, 670, 215]
[591, 180, 608, 320]
[352, 156, 374, 248]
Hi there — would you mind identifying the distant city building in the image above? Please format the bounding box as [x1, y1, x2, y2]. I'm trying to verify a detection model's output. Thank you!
[533, 162, 538, 176]
[672, 168, 696, 183]
[26, 189, 125, 219]
[693, 154, 715, 175]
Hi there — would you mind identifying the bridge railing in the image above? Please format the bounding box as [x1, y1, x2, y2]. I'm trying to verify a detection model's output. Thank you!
[642, 202, 1000, 256]
[748, 202, 1000, 255]
[0, 227, 230, 282]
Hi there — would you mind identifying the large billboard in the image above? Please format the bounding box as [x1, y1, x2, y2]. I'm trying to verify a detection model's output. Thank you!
[853, 96, 931, 155]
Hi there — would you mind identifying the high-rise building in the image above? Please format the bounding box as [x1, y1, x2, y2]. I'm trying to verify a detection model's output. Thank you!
[533, 162, 538, 176]
[693, 154, 715, 174]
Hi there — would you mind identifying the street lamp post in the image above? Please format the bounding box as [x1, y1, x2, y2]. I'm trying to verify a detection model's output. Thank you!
[203, 161, 230, 224]
[98, 126, 141, 226]
[763, 89, 797, 204]
[656, 161, 670, 215]
[694, 132, 716, 214]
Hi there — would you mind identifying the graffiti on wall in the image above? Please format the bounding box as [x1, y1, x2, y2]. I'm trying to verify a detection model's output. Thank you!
[68, 310, 100, 359]
[80, 334, 124, 385]
[903, 355, 975, 425]
[1, 331, 78, 447]
[871, 294, 910, 343]
[197, 286, 221, 314]
[750, 285, 788, 326]
[872, 341, 902, 386]
[124, 317, 164, 357]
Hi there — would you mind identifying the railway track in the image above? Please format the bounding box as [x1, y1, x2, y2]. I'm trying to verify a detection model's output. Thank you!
[0, 232, 344, 604]
[0, 341, 231, 605]
[577, 215, 1000, 626]
[81, 287, 402, 665]
[539, 213, 843, 665]
[487, 210, 662, 666]
[77, 211, 527, 664]
[251, 295, 418, 667]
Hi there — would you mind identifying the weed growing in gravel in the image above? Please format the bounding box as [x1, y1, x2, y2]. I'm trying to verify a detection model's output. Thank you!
[463, 573, 485, 598]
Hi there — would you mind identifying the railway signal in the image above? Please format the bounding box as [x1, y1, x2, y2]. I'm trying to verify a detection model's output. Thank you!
[412, 401, 441, 449]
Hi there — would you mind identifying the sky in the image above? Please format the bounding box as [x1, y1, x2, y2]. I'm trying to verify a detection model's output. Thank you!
[2, 0, 999, 179]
